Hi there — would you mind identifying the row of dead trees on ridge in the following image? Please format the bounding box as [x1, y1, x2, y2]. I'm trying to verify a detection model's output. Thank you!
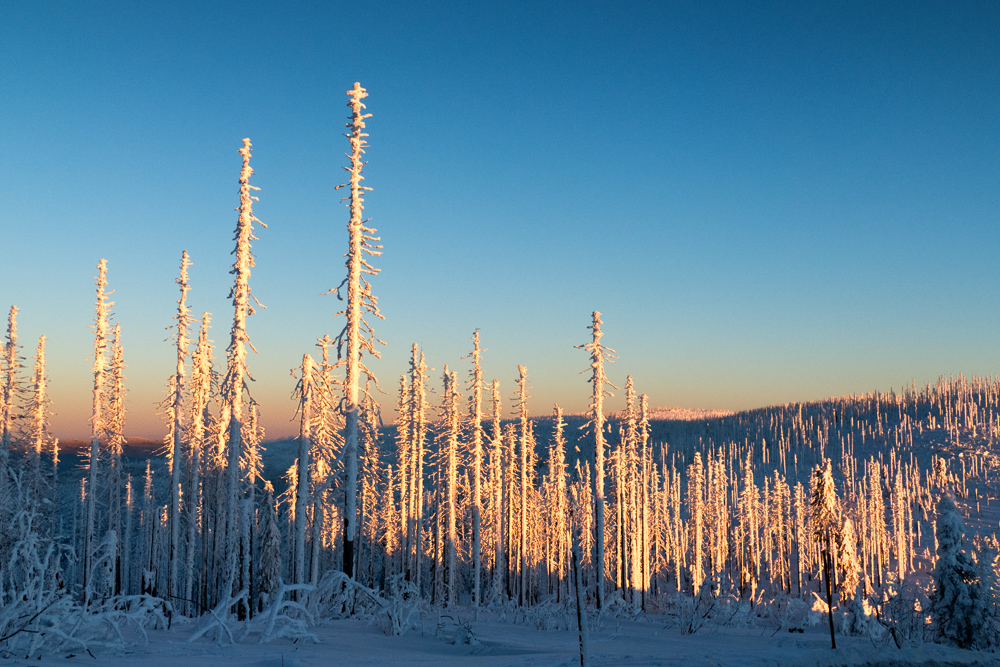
[3, 276, 983, 623]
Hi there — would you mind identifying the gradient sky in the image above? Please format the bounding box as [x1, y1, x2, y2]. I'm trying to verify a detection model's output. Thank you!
[1, 1, 998, 440]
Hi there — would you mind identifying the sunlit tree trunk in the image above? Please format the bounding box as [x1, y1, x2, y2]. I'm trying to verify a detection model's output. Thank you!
[167, 251, 192, 603]
[490, 379, 504, 601]
[516, 365, 530, 605]
[105, 323, 127, 594]
[294, 353, 314, 585]
[1, 305, 20, 461]
[408, 345, 427, 588]
[575, 311, 617, 608]
[84, 260, 112, 605]
[443, 367, 460, 606]
[334, 82, 384, 579]
[185, 313, 212, 613]
[465, 331, 485, 606]
[221, 138, 264, 605]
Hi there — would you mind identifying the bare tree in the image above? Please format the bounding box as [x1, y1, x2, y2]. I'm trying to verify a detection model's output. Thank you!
[333, 82, 384, 579]
[464, 331, 485, 605]
[293, 353, 314, 585]
[167, 251, 193, 603]
[575, 311, 617, 608]
[221, 138, 265, 604]
[84, 260, 112, 605]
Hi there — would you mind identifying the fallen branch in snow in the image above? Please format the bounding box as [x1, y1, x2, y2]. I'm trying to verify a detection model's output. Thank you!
[258, 579, 317, 644]
[187, 589, 248, 645]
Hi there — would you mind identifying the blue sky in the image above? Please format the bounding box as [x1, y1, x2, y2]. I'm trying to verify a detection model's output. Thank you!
[1, 1, 998, 439]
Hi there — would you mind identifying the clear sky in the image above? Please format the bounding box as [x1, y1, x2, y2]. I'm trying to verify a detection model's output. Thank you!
[1, 1, 998, 440]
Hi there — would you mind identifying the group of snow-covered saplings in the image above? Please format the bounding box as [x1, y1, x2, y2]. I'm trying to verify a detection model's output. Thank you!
[0, 82, 997, 654]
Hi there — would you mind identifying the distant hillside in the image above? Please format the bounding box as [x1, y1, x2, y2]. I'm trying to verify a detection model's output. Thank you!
[58, 437, 164, 459]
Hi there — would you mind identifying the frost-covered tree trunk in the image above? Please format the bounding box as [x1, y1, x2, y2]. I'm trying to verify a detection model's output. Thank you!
[1, 305, 20, 458]
[106, 323, 126, 594]
[575, 312, 617, 608]
[294, 353, 314, 585]
[516, 365, 530, 606]
[407, 346, 427, 588]
[185, 312, 212, 613]
[27, 335, 48, 468]
[503, 422, 517, 598]
[465, 331, 485, 606]
[394, 375, 410, 577]
[810, 458, 840, 649]
[638, 395, 650, 609]
[551, 406, 569, 602]
[123, 475, 134, 594]
[334, 82, 384, 579]
[242, 401, 264, 612]
[490, 379, 504, 601]
[257, 481, 282, 612]
[443, 368, 460, 606]
[84, 260, 112, 605]
[688, 452, 705, 596]
[167, 250, 192, 603]
[221, 138, 264, 604]
[309, 334, 342, 585]
[359, 391, 382, 587]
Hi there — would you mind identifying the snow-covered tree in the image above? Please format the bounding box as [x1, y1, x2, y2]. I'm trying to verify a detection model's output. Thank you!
[185, 312, 213, 613]
[464, 330, 485, 605]
[489, 378, 504, 601]
[810, 458, 840, 648]
[221, 137, 265, 604]
[105, 322, 126, 593]
[930, 492, 995, 648]
[575, 311, 617, 608]
[332, 82, 384, 579]
[1, 305, 22, 457]
[548, 405, 569, 601]
[293, 353, 314, 585]
[84, 259, 112, 605]
[687, 452, 705, 596]
[516, 365, 530, 605]
[442, 367, 460, 606]
[406, 345, 427, 587]
[26, 335, 50, 468]
[838, 516, 861, 605]
[166, 250, 193, 602]
[257, 481, 282, 611]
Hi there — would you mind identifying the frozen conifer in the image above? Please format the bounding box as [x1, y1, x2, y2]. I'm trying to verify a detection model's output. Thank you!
[575, 311, 618, 608]
[1, 305, 21, 456]
[185, 312, 213, 612]
[464, 331, 485, 605]
[106, 322, 126, 593]
[221, 138, 265, 600]
[838, 516, 861, 604]
[84, 259, 112, 605]
[930, 493, 994, 648]
[516, 365, 530, 605]
[27, 335, 49, 464]
[166, 251, 193, 601]
[333, 82, 384, 578]
[257, 481, 282, 611]
[293, 353, 314, 585]
[810, 458, 840, 648]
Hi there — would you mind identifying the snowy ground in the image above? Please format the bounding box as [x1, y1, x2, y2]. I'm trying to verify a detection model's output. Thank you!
[2, 612, 995, 667]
